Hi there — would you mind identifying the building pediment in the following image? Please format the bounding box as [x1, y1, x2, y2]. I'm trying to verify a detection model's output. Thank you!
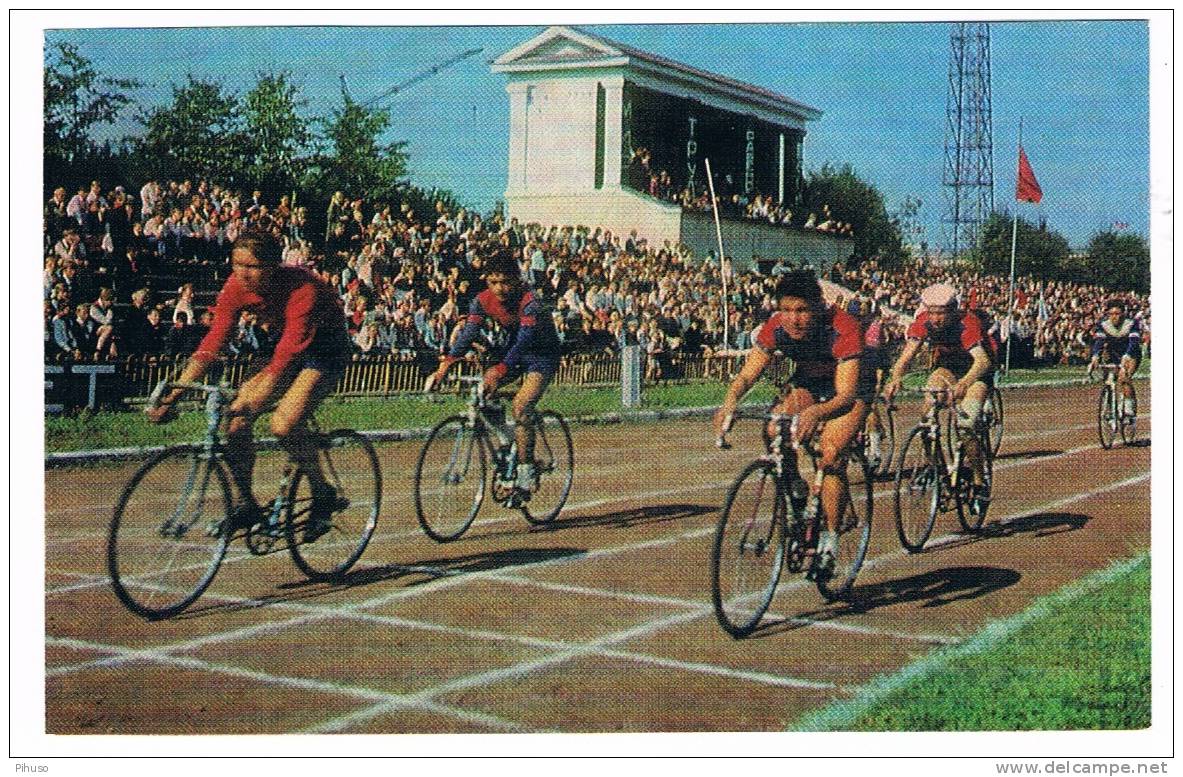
[493, 26, 627, 71]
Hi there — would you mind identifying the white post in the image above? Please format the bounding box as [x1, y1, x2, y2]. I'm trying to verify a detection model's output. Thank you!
[1005, 119, 1023, 377]
[621, 344, 642, 408]
[704, 157, 729, 361]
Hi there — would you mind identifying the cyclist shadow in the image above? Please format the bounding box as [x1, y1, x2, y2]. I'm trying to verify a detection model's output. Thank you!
[752, 565, 1022, 637]
[528, 503, 715, 534]
[921, 511, 1091, 554]
[178, 547, 585, 618]
[994, 448, 1064, 462]
[317, 546, 587, 589]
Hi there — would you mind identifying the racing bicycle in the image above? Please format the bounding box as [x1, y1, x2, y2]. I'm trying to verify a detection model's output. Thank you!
[414, 375, 574, 541]
[711, 410, 873, 638]
[107, 380, 381, 620]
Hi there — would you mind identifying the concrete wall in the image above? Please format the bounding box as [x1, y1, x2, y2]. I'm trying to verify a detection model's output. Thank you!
[507, 188, 854, 276]
[679, 209, 854, 272]
[505, 188, 683, 245]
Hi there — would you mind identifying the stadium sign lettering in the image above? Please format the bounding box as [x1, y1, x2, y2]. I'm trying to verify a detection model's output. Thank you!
[686, 116, 698, 189]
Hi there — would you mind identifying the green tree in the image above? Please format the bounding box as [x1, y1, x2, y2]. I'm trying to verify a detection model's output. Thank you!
[801, 163, 904, 265]
[243, 71, 312, 194]
[315, 95, 408, 202]
[977, 211, 1071, 280]
[1085, 231, 1150, 294]
[138, 75, 249, 184]
[43, 42, 140, 168]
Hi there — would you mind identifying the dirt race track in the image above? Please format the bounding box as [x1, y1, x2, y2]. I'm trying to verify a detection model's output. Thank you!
[44, 382, 1152, 734]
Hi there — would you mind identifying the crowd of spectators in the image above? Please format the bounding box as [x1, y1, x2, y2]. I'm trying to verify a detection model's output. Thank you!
[43, 177, 1149, 381]
[833, 258, 1152, 368]
[624, 147, 855, 236]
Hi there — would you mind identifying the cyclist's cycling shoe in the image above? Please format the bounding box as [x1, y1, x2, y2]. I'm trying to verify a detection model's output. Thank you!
[516, 461, 538, 493]
[967, 481, 991, 517]
[304, 487, 341, 543]
[227, 502, 266, 532]
[807, 531, 839, 581]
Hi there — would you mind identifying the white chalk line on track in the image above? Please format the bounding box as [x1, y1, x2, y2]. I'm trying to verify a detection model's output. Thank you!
[57, 462, 1145, 732]
[302, 469, 1151, 734]
[44, 420, 1147, 598]
[49, 464, 1151, 734]
[45, 635, 536, 734]
[44, 402, 1151, 733]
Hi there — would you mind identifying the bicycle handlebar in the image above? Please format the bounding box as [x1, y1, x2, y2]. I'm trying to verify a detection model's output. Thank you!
[148, 380, 238, 409]
[716, 410, 801, 451]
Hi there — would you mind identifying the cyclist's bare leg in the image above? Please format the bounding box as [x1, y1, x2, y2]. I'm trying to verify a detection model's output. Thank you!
[1118, 355, 1137, 400]
[819, 400, 869, 533]
[224, 411, 258, 507]
[958, 379, 990, 486]
[512, 371, 552, 464]
[271, 367, 336, 494]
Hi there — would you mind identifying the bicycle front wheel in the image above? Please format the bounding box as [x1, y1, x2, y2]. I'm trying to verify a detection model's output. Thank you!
[817, 450, 874, 601]
[286, 430, 382, 580]
[987, 387, 1004, 457]
[711, 461, 786, 638]
[894, 427, 940, 553]
[521, 410, 574, 525]
[107, 446, 232, 619]
[1098, 385, 1116, 449]
[1120, 385, 1138, 445]
[414, 415, 487, 542]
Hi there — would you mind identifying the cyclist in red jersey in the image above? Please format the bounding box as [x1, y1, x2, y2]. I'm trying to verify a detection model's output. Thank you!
[884, 283, 996, 497]
[713, 271, 870, 573]
[147, 229, 352, 536]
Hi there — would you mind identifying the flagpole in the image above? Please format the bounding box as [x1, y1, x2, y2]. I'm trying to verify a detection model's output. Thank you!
[1005, 119, 1023, 377]
[704, 158, 729, 361]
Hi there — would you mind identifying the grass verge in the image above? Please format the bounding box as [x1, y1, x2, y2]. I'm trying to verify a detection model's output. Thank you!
[796, 554, 1151, 731]
[44, 359, 1148, 454]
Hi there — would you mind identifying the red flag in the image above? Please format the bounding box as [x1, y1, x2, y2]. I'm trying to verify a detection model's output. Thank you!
[1016, 146, 1042, 203]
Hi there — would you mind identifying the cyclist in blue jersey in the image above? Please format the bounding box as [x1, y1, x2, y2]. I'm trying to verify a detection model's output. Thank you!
[427, 252, 562, 493]
[1088, 298, 1142, 419]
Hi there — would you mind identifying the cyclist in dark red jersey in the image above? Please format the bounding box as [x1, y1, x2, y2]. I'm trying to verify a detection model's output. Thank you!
[713, 271, 870, 572]
[427, 252, 562, 494]
[147, 229, 351, 537]
[884, 283, 997, 497]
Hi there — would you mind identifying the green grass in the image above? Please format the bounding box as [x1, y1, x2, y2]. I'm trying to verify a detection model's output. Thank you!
[835, 556, 1151, 731]
[44, 359, 1149, 454]
[44, 380, 783, 453]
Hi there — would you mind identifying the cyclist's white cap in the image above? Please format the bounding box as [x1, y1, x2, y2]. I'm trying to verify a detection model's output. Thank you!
[920, 283, 958, 308]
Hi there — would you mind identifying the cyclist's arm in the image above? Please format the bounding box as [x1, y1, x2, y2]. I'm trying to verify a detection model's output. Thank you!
[718, 347, 770, 421]
[1125, 321, 1142, 357]
[887, 338, 922, 386]
[264, 282, 319, 378]
[494, 298, 542, 379]
[956, 344, 991, 391]
[439, 302, 485, 372]
[813, 357, 861, 421]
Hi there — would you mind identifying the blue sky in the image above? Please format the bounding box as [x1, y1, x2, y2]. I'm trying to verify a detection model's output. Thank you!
[46, 20, 1150, 250]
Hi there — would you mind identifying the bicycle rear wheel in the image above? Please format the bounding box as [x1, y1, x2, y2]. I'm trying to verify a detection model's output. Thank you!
[894, 427, 940, 553]
[816, 450, 874, 601]
[1098, 385, 1116, 449]
[286, 430, 382, 580]
[414, 415, 487, 542]
[711, 461, 786, 638]
[521, 410, 574, 525]
[107, 446, 232, 619]
[1120, 385, 1138, 445]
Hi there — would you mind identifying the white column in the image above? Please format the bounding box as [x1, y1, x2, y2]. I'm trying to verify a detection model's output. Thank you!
[778, 132, 785, 204]
[505, 83, 530, 196]
[601, 79, 625, 190]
